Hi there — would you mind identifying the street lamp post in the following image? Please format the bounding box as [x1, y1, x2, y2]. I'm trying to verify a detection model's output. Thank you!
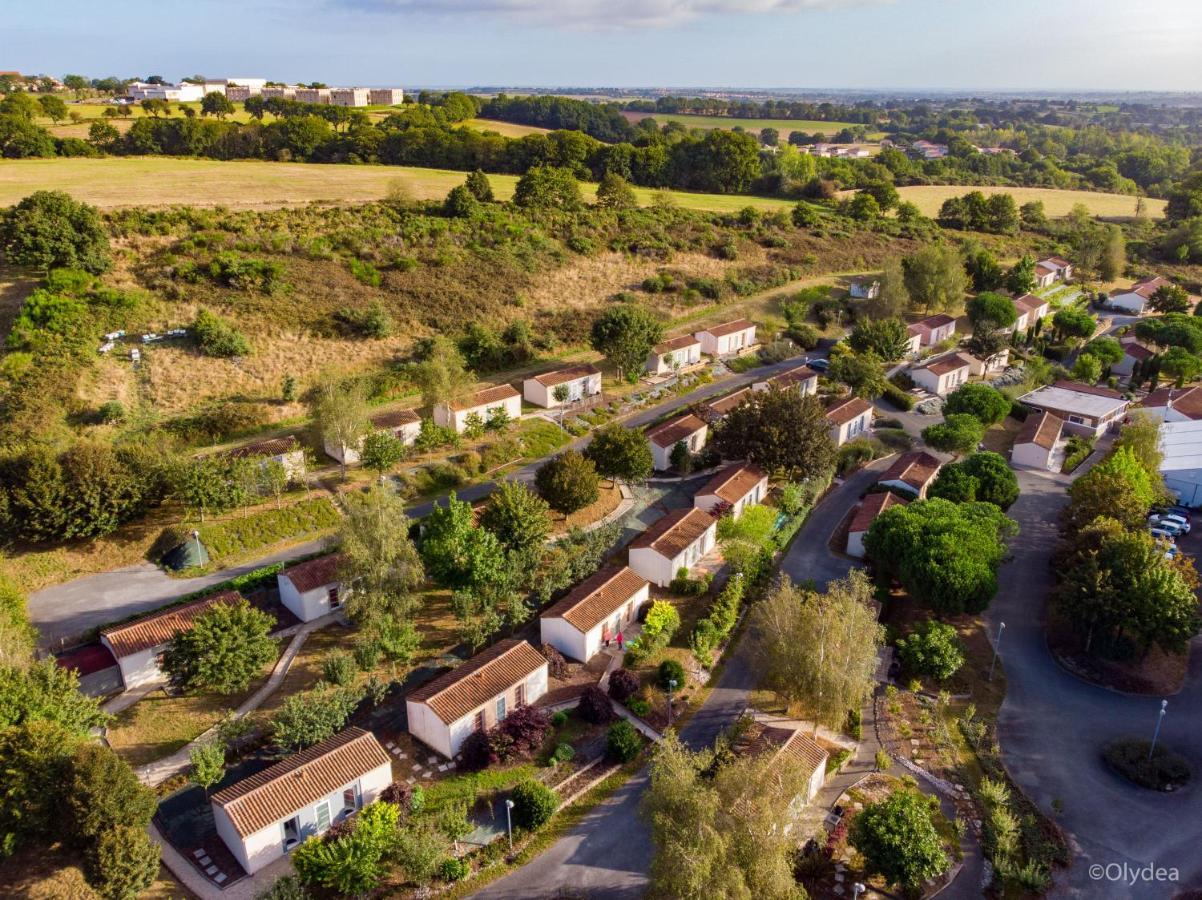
[191, 529, 202, 561]
[504, 798, 514, 852]
[1148, 699, 1168, 760]
[988, 621, 1006, 682]
[667, 678, 677, 727]
[852, 883, 866, 900]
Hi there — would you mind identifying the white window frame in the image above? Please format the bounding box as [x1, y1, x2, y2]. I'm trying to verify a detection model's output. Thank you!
[315, 800, 331, 833]
[496, 695, 507, 722]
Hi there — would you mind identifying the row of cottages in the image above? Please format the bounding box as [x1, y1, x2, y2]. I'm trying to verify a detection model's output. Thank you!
[1034, 256, 1073, 289]
[846, 491, 908, 559]
[1138, 385, 1202, 422]
[628, 507, 718, 587]
[876, 450, 943, 499]
[647, 334, 703, 376]
[1106, 276, 1172, 316]
[278, 554, 346, 622]
[222, 436, 307, 481]
[101, 590, 243, 690]
[646, 412, 709, 471]
[1011, 409, 1066, 471]
[911, 352, 973, 396]
[212, 728, 392, 875]
[1010, 294, 1051, 333]
[826, 395, 875, 446]
[407, 638, 549, 759]
[905, 313, 957, 354]
[433, 384, 523, 433]
[540, 566, 650, 662]
[326, 408, 421, 465]
[1018, 381, 1131, 438]
[522, 364, 602, 409]
[694, 464, 769, 519]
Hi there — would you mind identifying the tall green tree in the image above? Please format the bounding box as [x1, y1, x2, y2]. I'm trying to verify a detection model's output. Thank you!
[161, 600, 277, 695]
[410, 335, 475, 408]
[585, 424, 654, 485]
[590, 306, 664, 382]
[714, 388, 836, 481]
[310, 377, 371, 478]
[420, 493, 507, 589]
[902, 243, 968, 314]
[336, 485, 424, 624]
[513, 165, 582, 210]
[829, 351, 887, 398]
[478, 481, 551, 561]
[921, 413, 985, 454]
[535, 450, 601, 514]
[848, 318, 911, 361]
[0, 658, 109, 734]
[0, 191, 110, 272]
[850, 789, 950, 892]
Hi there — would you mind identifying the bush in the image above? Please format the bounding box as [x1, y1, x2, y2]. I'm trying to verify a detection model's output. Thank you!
[87, 826, 160, 900]
[487, 704, 553, 764]
[192, 308, 250, 357]
[271, 686, 360, 752]
[458, 730, 492, 772]
[628, 698, 651, 717]
[758, 339, 796, 365]
[577, 685, 617, 724]
[440, 857, 469, 882]
[608, 668, 640, 702]
[551, 742, 575, 764]
[897, 620, 966, 682]
[322, 651, 356, 686]
[657, 658, 686, 691]
[550, 710, 568, 728]
[637, 600, 681, 657]
[1103, 739, 1191, 790]
[510, 779, 559, 830]
[353, 639, 381, 671]
[535, 450, 600, 514]
[880, 380, 914, 411]
[606, 720, 643, 762]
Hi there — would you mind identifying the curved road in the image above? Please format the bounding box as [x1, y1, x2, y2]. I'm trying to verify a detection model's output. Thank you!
[990, 467, 1202, 897]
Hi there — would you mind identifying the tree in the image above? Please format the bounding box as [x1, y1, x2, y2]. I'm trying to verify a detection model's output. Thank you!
[595, 172, 638, 209]
[714, 388, 836, 481]
[669, 440, 694, 473]
[848, 318, 911, 361]
[336, 485, 424, 624]
[37, 95, 68, 123]
[535, 450, 600, 513]
[310, 376, 371, 477]
[864, 498, 1015, 615]
[88, 826, 161, 900]
[189, 741, 225, 796]
[410, 335, 474, 409]
[513, 165, 582, 210]
[829, 351, 887, 398]
[590, 306, 664, 382]
[67, 742, 157, 843]
[1150, 284, 1191, 314]
[0, 191, 110, 272]
[897, 619, 966, 681]
[1005, 255, 1037, 295]
[929, 451, 1019, 509]
[1071, 353, 1103, 384]
[966, 291, 1017, 335]
[465, 169, 494, 202]
[1113, 412, 1164, 478]
[873, 258, 910, 320]
[585, 424, 654, 485]
[847, 191, 881, 221]
[1084, 335, 1125, 366]
[902, 243, 968, 314]
[850, 789, 950, 892]
[420, 492, 507, 589]
[1159, 347, 1202, 387]
[293, 801, 399, 895]
[271, 685, 361, 752]
[444, 184, 479, 218]
[964, 245, 1003, 292]
[200, 91, 234, 118]
[0, 658, 108, 734]
[921, 413, 985, 454]
[478, 481, 551, 560]
[1052, 308, 1097, 344]
[944, 383, 1009, 425]
[749, 571, 883, 729]
[359, 430, 406, 474]
[161, 599, 276, 695]
[1067, 446, 1159, 530]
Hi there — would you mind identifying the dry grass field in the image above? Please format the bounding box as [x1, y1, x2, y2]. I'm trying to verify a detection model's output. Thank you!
[0, 156, 795, 213]
[460, 117, 553, 137]
[888, 184, 1166, 219]
[619, 110, 884, 138]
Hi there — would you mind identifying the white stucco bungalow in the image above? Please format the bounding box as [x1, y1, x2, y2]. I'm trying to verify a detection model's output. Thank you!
[278, 554, 345, 622]
[522, 364, 602, 409]
[1011, 410, 1065, 471]
[539, 566, 650, 662]
[222, 436, 306, 482]
[846, 491, 908, 559]
[433, 385, 522, 433]
[628, 507, 717, 587]
[1018, 381, 1130, 438]
[1106, 276, 1173, 316]
[1137, 386, 1202, 423]
[825, 395, 874, 446]
[647, 334, 703, 375]
[696, 319, 758, 358]
[1112, 337, 1156, 379]
[877, 450, 943, 499]
[646, 413, 708, 471]
[406, 639, 548, 759]
[325, 408, 421, 465]
[1009, 294, 1050, 333]
[753, 363, 819, 397]
[211, 728, 392, 875]
[907, 313, 956, 347]
[910, 353, 972, 396]
[1034, 256, 1073, 289]
[693, 464, 768, 519]
[100, 590, 244, 690]
[736, 720, 829, 814]
[967, 347, 1010, 377]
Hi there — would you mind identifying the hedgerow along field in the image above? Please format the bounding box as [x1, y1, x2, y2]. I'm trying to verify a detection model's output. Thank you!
[619, 110, 886, 139]
[0, 157, 795, 213]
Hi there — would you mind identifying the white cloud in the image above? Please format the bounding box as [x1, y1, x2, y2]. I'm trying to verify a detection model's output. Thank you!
[334, 0, 886, 29]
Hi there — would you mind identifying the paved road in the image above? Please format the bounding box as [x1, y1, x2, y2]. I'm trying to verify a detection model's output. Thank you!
[29, 353, 825, 650]
[990, 467, 1202, 897]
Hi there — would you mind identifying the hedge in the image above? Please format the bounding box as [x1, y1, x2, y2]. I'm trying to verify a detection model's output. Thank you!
[880, 380, 915, 411]
[198, 497, 341, 560]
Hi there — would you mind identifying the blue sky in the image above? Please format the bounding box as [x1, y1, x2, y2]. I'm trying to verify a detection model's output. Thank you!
[9, 0, 1202, 91]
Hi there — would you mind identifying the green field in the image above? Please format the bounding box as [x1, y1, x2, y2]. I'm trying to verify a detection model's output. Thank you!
[887, 184, 1165, 219]
[0, 156, 795, 213]
[620, 110, 884, 139]
[460, 117, 553, 138]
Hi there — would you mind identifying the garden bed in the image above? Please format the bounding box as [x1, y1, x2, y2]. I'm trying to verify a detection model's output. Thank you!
[1102, 738, 1192, 791]
[1046, 608, 1189, 695]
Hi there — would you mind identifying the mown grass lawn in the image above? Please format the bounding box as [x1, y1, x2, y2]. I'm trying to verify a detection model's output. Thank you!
[888, 184, 1165, 219]
[620, 111, 884, 139]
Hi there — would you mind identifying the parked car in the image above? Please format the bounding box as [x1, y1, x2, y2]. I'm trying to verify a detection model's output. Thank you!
[1149, 527, 1178, 543]
[808, 358, 830, 372]
[1163, 505, 1194, 522]
[1148, 514, 1190, 534]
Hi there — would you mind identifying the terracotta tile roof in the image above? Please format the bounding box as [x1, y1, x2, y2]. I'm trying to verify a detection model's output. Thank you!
[825, 395, 873, 426]
[450, 384, 519, 411]
[654, 334, 702, 354]
[646, 413, 707, 448]
[101, 590, 243, 659]
[700, 319, 756, 338]
[738, 722, 827, 780]
[282, 554, 342, 594]
[921, 353, 971, 376]
[530, 364, 601, 388]
[1013, 293, 1047, 314]
[1035, 263, 1056, 277]
[222, 436, 300, 460]
[1131, 276, 1171, 298]
[910, 313, 955, 331]
[849, 491, 908, 534]
[629, 507, 714, 558]
[1039, 256, 1072, 269]
[541, 566, 649, 633]
[1120, 338, 1156, 361]
[698, 463, 767, 505]
[1015, 410, 1063, 450]
[212, 728, 391, 839]
[407, 639, 547, 725]
[706, 388, 751, 418]
[1052, 380, 1123, 399]
[766, 364, 819, 388]
[1140, 385, 1202, 420]
[878, 450, 942, 494]
[370, 408, 420, 429]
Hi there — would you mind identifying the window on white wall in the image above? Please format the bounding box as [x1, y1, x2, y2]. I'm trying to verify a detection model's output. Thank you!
[496, 695, 507, 721]
[315, 801, 331, 832]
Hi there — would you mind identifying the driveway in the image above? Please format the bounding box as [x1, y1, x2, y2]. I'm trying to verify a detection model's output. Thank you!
[990, 467, 1202, 897]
